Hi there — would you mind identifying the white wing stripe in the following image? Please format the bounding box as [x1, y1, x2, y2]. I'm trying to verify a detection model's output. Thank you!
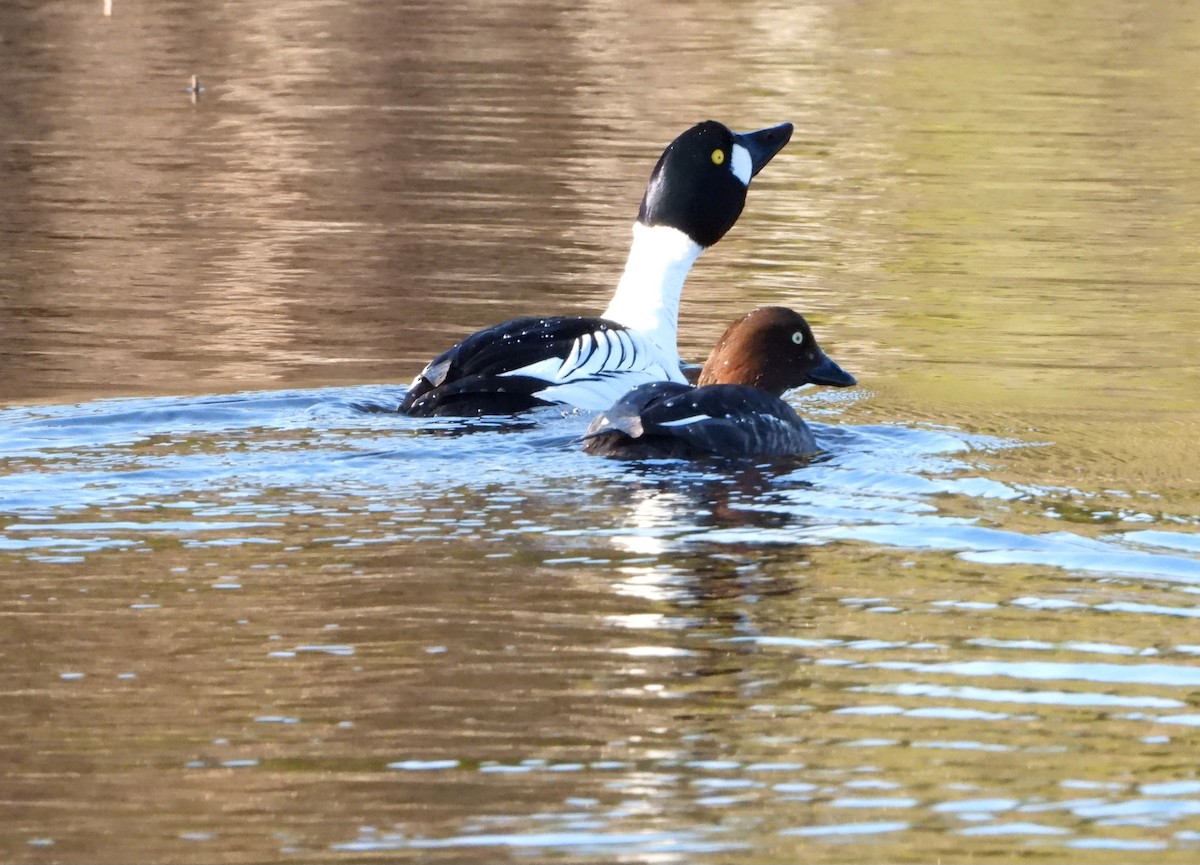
[658, 414, 712, 428]
[559, 332, 590, 376]
[496, 325, 688, 409]
[573, 331, 609, 380]
[617, 329, 636, 370]
[601, 330, 620, 371]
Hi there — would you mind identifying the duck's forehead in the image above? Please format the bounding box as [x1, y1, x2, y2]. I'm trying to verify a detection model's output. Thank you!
[692, 120, 731, 140]
[750, 307, 800, 328]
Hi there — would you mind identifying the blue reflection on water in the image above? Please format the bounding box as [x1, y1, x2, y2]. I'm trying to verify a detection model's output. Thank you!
[0, 385, 1196, 588]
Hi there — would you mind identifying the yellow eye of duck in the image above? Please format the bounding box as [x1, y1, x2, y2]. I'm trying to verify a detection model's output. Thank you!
[791, 331, 805, 345]
[711, 149, 725, 165]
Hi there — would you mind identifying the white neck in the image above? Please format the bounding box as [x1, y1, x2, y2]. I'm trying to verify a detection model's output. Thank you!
[601, 223, 704, 360]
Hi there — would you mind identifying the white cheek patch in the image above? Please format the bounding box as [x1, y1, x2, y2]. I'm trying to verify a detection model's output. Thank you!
[730, 143, 753, 186]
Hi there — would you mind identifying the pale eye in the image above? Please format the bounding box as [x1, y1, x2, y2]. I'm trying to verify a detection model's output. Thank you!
[711, 148, 725, 165]
[791, 331, 805, 345]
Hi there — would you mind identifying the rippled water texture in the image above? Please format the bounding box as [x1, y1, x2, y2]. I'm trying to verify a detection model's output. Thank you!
[2, 1, 1199, 863]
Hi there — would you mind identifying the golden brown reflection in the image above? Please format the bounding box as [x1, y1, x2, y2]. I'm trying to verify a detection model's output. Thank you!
[2, 0, 1200, 862]
[5, 501, 1199, 863]
[2, 0, 1193, 497]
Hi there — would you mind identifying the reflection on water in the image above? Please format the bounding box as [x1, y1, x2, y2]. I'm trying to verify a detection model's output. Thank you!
[2, 0, 1200, 862]
[1, 387, 1198, 863]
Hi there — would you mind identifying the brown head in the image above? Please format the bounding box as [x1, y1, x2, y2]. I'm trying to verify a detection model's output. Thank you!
[695, 306, 856, 396]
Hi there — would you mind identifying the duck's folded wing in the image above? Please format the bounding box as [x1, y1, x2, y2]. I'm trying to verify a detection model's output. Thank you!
[584, 382, 694, 439]
[523, 333, 683, 410]
[402, 317, 682, 415]
[403, 317, 607, 412]
[639, 385, 819, 457]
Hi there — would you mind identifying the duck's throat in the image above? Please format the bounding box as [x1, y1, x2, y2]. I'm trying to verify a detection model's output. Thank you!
[601, 223, 704, 358]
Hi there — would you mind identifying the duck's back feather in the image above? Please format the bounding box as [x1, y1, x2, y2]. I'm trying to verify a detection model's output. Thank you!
[581, 382, 819, 459]
[401, 316, 683, 417]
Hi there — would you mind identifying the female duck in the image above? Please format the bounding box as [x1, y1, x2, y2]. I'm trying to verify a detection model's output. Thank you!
[581, 306, 855, 459]
[400, 120, 793, 417]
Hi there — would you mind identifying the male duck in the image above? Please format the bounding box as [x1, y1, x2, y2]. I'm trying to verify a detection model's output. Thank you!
[400, 120, 793, 417]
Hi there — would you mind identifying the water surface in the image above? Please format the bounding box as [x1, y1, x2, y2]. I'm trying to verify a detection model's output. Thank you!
[1, 0, 1199, 863]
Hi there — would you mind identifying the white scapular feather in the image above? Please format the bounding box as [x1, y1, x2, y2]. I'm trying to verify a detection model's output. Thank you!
[658, 414, 713, 428]
[496, 326, 682, 410]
